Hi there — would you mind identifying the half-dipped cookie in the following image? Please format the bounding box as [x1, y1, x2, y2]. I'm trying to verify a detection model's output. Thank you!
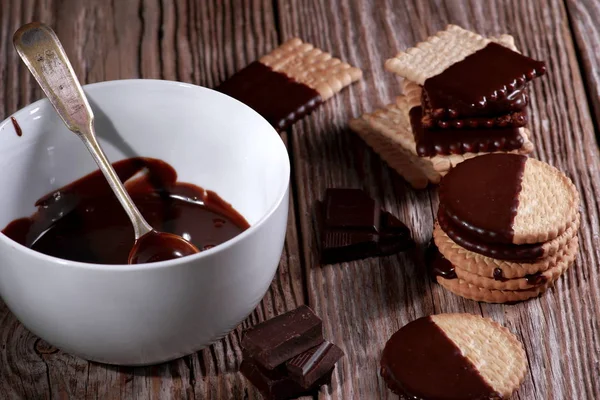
[439, 153, 579, 249]
[380, 314, 527, 399]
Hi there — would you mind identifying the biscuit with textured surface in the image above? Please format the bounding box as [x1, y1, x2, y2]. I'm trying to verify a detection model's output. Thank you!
[433, 217, 580, 279]
[431, 314, 527, 398]
[439, 155, 580, 246]
[436, 257, 573, 303]
[451, 236, 578, 290]
[260, 38, 362, 100]
[385, 25, 491, 84]
[512, 158, 580, 244]
[349, 96, 533, 189]
[380, 313, 527, 399]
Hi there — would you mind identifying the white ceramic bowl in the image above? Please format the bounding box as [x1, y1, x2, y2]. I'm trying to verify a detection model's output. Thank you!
[0, 80, 290, 366]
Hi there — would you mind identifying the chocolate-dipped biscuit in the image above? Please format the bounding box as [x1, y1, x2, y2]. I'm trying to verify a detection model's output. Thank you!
[380, 314, 527, 399]
[438, 154, 579, 246]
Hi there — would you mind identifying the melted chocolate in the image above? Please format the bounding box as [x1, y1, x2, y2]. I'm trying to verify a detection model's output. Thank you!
[410, 107, 525, 157]
[380, 316, 498, 399]
[128, 230, 199, 264]
[424, 43, 545, 118]
[439, 153, 527, 244]
[437, 208, 544, 262]
[2, 158, 249, 264]
[426, 241, 456, 280]
[422, 108, 528, 130]
[423, 85, 529, 120]
[493, 268, 507, 282]
[216, 61, 323, 131]
[10, 117, 22, 137]
[525, 272, 548, 286]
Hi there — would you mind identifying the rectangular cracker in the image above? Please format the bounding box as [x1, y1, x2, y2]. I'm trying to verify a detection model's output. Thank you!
[349, 96, 533, 189]
[217, 38, 362, 131]
[400, 34, 526, 129]
[385, 25, 491, 84]
[260, 38, 363, 101]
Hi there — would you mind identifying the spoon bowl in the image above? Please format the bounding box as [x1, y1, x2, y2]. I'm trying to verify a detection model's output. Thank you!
[128, 230, 201, 264]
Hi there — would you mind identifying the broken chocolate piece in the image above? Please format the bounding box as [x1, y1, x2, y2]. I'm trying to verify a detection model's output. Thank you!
[216, 61, 322, 132]
[319, 189, 413, 264]
[324, 188, 380, 232]
[241, 305, 323, 370]
[241, 358, 334, 400]
[286, 341, 344, 388]
[424, 43, 545, 119]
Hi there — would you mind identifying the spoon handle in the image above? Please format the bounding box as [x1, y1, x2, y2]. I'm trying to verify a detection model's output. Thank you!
[13, 22, 153, 239]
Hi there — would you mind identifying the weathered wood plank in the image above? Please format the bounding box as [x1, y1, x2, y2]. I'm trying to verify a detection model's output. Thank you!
[565, 0, 600, 133]
[277, 0, 600, 399]
[0, 1, 307, 399]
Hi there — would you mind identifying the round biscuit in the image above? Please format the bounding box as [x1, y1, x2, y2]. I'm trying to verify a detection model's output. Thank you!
[431, 313, 527, 398]
[433, 216, 579, 279]
[451, 236, 578, 290]
[512, 157, 580, 244]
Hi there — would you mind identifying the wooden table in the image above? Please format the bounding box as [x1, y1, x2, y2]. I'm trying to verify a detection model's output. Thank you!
[1, 1, 599, 399]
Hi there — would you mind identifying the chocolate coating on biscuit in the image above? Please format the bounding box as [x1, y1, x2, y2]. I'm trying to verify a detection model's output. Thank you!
[439, 153, 527, 245]
[216, 61, 322, 131]
[380, 316, 498, 399]
[424, 43, 545, 118]
[411, 107, 525, 157]
[437, 206, 545, 262]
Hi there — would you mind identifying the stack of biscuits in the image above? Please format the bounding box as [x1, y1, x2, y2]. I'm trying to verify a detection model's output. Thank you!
[349, 25, 545, 189]
[432, 153, 580, 303]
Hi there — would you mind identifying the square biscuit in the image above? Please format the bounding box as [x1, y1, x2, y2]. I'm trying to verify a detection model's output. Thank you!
[349, 96, 533, 189]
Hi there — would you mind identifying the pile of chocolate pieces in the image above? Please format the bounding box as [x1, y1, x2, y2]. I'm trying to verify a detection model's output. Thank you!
[240, 305, 344, 399]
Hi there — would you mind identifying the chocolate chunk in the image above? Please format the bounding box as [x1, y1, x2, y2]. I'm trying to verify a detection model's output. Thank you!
[286, 341, 344, 388]
[324, 188, 380, 232]
[216, 61, 322, 132]
[410, 106, 525, 157]
[240, 358, 333, 400]
[424, 43, 546, 119]
[241, 305, 323, 370]
[319, 189, 413, 264]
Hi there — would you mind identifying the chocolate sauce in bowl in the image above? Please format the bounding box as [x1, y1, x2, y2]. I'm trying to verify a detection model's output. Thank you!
[2, 157, 249, 264]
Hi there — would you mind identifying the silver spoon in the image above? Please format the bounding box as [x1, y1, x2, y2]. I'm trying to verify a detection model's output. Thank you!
[13, 22, 199, 264]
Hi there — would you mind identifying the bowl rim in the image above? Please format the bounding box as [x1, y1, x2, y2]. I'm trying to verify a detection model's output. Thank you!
[0, 78, 291, 271]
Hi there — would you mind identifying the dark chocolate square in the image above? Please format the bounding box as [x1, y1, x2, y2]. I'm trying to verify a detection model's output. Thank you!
[319, 189, 413, 264]
[241, 305, 324, 370]
[286, 341, 344, 388]
[324, 188, 380, 232]
[241, 358, 334, 400]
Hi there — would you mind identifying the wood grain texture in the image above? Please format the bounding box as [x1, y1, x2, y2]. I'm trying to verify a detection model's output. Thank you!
[566, 0, 600, 133]
[1, 0, 600, 399]
[0, 1, 306, 399]
[276, 0, 600, 399]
